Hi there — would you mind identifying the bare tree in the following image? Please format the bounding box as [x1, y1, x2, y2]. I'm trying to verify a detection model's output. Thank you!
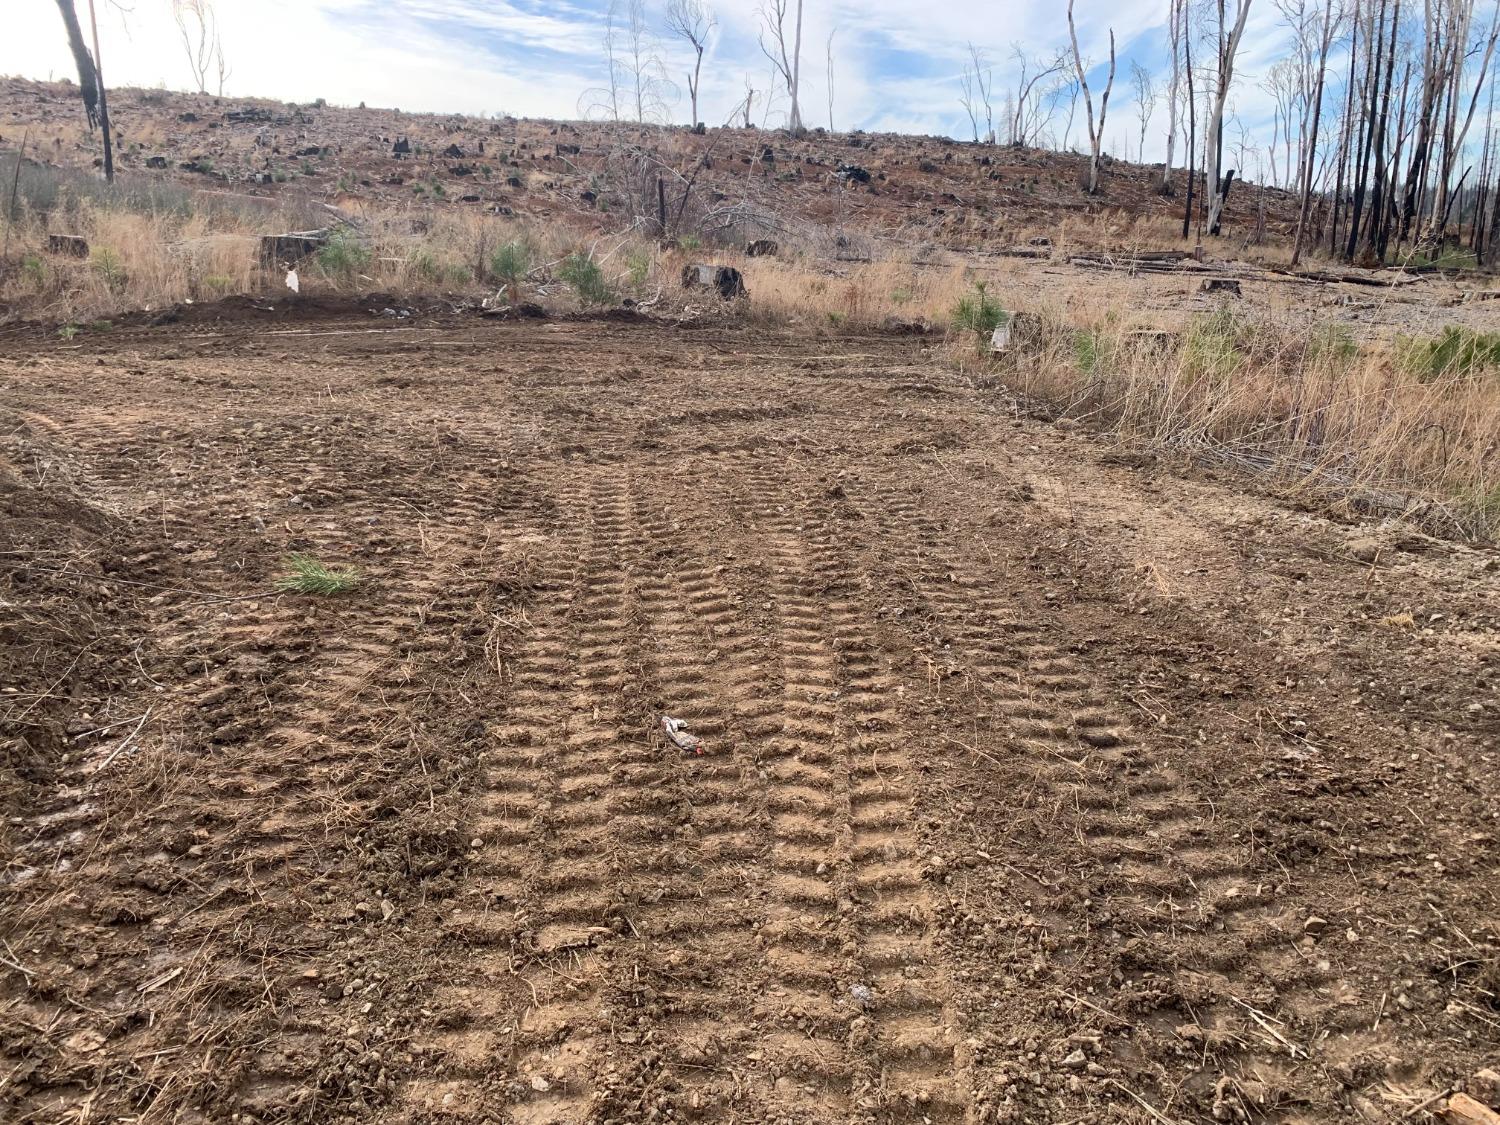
[826, 28, 837, 131]
[173, 0, 229, 97]
[665, 0, 715, 128]
[742, 73, 757, 127]
[759, 0, 805, 133]
[1161, 0, 1186, 192]
[960, 44, 998, 143]
[579, 0, 624, 121]
[1204, 0, 1255, 235]
[1008, 44, 1069, 145]
[623, 0, 677, 123]
[1131, 60, 1159, 161]
[54, 0, 112, 182]
[1068, 0, 1117, 193]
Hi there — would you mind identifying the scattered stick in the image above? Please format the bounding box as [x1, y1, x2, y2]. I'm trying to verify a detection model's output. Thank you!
[1107, 1078, 1182, 1124]
[96, 707, 153, 772]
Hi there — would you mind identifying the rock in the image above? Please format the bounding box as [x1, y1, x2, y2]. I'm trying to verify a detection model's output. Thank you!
[1202, 277, 1242, 296]
[1060, 1048, 1087, 1069]
[1473, 1071, 1500, 1104]
[1303, 915, 1329, 936]
[1348, 536, 1384, 563]
[529, 1075, 551, 1092]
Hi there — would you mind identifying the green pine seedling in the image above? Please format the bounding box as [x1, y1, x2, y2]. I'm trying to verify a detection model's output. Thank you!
[275, 553, 360, 596]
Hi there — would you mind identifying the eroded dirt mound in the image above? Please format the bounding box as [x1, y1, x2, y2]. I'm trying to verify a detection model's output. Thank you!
[0, 317, 1496, 1124]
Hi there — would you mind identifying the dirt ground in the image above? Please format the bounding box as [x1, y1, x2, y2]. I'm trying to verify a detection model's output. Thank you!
[1, 305, 1497, 1124]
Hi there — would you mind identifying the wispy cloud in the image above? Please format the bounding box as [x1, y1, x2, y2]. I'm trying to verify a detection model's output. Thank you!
[2, 0, 1298, 164]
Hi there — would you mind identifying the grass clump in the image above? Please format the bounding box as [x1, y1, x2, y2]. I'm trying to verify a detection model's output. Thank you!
[275, 554, 361, 596]
[559, 251, 613, 306]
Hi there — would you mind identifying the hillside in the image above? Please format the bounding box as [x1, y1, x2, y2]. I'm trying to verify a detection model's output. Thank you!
[0, 76, 1300, 253]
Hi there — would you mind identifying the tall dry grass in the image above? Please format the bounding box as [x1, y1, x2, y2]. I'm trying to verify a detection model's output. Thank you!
[960, 298, 1500, 536]
[737, 255, 970, 328]
[1, 160, 1493, 535]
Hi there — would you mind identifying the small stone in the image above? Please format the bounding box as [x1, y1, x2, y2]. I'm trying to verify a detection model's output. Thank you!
[529, 1075, 550, 1092]
[1472, 1069, 1500, 1103]
[1304, 915, 1329, 936]
[470, 838, 484, 849]
[1060, 1048, 1087, 1069]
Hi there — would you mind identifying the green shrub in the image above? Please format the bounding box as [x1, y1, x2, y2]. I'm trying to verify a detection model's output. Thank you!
[91, 247, 126, 292]
[21, 254, 45, 288]
[676, 234, 701, 251]
[276, 553, 359, 596]
[625, 247, 652, 286]
[1398, 326, 1500, 380]
[490, 239, 531, 302]
[951, 280, 1006, 349]
[1308, 322, 1358, 367]
[411, 249, 470, 286]
[317, 228, 371, 280]
[1074, 328, 1104, 375]
[1182, 308, 1245, 380]
[559, 251, 613, 305]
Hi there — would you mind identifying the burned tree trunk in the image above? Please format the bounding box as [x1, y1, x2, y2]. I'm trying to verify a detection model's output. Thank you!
[54, 0, 112, 182]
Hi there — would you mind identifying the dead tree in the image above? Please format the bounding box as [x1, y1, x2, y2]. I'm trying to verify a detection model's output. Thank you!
[959, 44, 996, 142]
[1290, 0, 1340, 264]
[1204, 0, 1256, 235]
[1067, 0, 1116, 194]
[1162, 0, 1186, 192]
[1131, 60, 1159, 162]
[54, 0, 112, 182]
[665, 0, 715, 128]
[173, 0, 229, 96]
[1008, 44, 1068, 145]
[759, 0, 805, 133]
[826, 28, 837, 131]
[623, 0, 677, 124]
[579, 0, 624, 121]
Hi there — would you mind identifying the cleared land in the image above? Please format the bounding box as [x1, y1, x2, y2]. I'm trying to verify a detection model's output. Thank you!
[2, 305, 1497, 1124]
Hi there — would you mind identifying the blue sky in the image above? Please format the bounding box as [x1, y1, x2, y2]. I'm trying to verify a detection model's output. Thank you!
[4, 0, 1297, 171]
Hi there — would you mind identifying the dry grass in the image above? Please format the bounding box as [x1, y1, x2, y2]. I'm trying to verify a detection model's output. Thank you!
[1, 162, 1494, 536]
[966, 299, 1500, 536]
[738, 255, 970, 328]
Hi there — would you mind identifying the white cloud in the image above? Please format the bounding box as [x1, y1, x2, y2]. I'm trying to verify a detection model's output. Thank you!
[0, 0, 1299, 163]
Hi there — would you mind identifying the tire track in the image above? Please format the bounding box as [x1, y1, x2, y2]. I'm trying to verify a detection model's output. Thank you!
[852, 477, 1363, 1105]
[710, 460, 972, 1122]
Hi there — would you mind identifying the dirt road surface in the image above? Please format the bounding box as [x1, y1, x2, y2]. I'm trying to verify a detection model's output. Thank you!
[2, 308, 1497, 1124]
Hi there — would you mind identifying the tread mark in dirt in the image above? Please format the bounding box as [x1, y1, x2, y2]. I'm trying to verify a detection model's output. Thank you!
[495, 473, 642, 1120]
[859, 483, 1364, 1110]
[395, 550, 574, 1120]
[594, 479, 772, 1118]
[738, 462, 973, 1122]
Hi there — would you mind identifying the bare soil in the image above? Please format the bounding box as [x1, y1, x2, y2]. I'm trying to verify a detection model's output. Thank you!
[0, 76, 1300, 250]
[1, 306, 1497, 1124]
